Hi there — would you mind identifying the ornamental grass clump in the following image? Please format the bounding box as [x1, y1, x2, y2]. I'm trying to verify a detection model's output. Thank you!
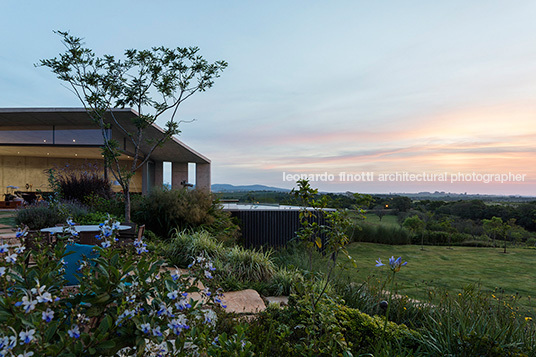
[0, 217, 252, 356]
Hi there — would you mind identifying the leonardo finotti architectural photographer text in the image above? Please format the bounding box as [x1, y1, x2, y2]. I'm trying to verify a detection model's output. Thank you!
[282, 172, 527, 184]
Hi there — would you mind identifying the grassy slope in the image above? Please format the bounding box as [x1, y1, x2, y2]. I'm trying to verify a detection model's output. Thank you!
[337, 242, 536, 312]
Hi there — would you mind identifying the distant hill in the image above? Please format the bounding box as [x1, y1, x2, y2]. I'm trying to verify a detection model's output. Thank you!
[211, 184, 290, 192]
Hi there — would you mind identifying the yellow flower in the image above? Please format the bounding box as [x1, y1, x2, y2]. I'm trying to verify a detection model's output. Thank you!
[525, 317, 533, 322]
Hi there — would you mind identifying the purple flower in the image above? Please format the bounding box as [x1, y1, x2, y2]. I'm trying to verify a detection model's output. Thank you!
[140, 323, 151, 334]
[67, 325, 80, 338]
[42, 308, 54, 322]
[376, 256, 407, 272]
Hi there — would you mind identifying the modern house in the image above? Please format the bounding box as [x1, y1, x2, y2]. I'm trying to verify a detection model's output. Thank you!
[0, 108, 210, 197]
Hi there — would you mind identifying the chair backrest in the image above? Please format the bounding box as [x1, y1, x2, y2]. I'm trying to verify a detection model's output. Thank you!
[137, 225, 145, 240]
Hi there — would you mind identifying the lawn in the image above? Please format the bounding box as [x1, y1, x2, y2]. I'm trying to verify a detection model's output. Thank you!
[334, 243, 536, 313]
[363, 213, 400, 227]
[0, 211, 15, 227]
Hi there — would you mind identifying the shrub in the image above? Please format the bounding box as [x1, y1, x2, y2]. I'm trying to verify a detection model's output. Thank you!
[132, 187, 239, 241]
[162, 230, 278, 291]
[51, 162, 112, 203]
[265, 266, 303, 296]
[74, 212, 121, 225]
[0, 219, 239, 356]
[163, 230, 225, 267]
[222, 246, 276, 283]
[349, 222, 412, 245]
[247, 293, 420, 356]
[84, 193, 126, 218]
[15, 200, 93, 230]
[15, 202, 63, 230]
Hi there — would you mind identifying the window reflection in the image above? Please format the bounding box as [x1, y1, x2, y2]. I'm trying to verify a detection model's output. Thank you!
[0, 129, 53, 144]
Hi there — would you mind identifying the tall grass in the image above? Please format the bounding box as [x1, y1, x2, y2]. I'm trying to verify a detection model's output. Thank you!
[162, 230, 283, 293]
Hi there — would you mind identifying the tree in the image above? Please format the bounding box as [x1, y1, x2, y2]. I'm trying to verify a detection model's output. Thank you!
[403, 215, 425, 250]
[391, 196, 412, 212]
[39, 31, 227, 222]
[482, 216, 503, 248]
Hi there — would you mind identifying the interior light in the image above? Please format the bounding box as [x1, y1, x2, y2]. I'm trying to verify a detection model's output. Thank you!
[43, 140, 47, 143]
[47, 153, 50, 155]
[73, 139, 76, 142]
[75, 154, 78, 157]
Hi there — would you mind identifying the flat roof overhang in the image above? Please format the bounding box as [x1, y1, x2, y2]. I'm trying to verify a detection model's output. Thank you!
[0, 108, 210, 164]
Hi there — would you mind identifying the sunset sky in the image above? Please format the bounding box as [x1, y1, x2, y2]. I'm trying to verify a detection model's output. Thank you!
[1, 1, 535, 195]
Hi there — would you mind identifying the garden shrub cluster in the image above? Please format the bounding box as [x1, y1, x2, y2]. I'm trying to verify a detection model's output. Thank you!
[162, 230, 287, 294]
[0, 219, 254, 356]
[49, 163, 113, 203]
[132, 187, 240, 242]
[246, 293, 420, 356]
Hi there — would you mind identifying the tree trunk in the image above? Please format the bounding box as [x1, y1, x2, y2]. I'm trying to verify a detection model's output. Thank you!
[124, 183, 131, 223]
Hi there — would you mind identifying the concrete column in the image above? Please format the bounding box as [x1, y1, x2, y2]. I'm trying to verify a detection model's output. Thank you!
[154, 161, 164, 188]
[171, 162, 189, 189]
[196, 163, 211, 191]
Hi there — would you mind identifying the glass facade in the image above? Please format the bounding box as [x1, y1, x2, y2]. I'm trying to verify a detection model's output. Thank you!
[0, 126, 108, 145]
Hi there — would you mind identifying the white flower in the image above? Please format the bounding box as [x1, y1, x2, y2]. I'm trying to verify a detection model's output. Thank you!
[14, 246, 25, 254]
[17, 351, 34, 357]
[5, 253, 17, 264]
[0, 267, 6, 277]
[101, 240, 111, 248]
[18, 329, 35, 344]
[37, 292, 53, 304]
[0, 243, 9, 253]
[16, 296, 37, 313]
[167, 290, 179, 300]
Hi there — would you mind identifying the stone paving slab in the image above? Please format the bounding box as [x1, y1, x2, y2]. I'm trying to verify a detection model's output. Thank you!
[223, 289, 266, 314]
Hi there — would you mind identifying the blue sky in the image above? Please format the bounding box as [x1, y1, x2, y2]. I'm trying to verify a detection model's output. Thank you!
[1, 1, 535, 195]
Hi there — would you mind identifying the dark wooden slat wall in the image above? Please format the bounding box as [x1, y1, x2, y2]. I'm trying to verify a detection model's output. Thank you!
[229, 210, 328, 249]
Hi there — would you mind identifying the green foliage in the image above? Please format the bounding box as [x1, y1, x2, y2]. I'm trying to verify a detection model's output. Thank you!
[417, 285, 533, 356]
[221, 246, 276, 283]
[15, 202, 63, 230]
[247, 293, 420, 356]
[162, 230, 289, 294]
[74, 212, 121, 225]
[163, 230, 225, 267]
[349, 223, 412, 245]
[0, 218, 238, 356]
[266, 266, 304, 296]
[132, 187, 240, 241]
[85, 193, 126, 219]
[15, 200, 91, 230]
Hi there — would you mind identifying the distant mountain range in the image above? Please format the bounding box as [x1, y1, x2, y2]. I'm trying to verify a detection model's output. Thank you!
[211, 184, 290, 192]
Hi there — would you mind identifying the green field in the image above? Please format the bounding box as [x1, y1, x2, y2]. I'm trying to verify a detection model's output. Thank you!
[334, 243, 536, 313]
[362, 213, 400, 227]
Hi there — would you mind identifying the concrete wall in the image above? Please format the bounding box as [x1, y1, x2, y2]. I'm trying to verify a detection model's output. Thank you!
[0, 156, 143, 194]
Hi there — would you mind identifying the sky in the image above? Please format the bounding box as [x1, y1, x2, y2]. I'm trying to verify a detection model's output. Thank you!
[1, 1, 535, 196]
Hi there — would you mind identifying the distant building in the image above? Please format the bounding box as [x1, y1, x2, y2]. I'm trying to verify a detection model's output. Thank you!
[0, 108, 210, 194]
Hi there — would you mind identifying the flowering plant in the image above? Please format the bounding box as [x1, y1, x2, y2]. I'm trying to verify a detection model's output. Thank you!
[0, 218, 236, 356]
